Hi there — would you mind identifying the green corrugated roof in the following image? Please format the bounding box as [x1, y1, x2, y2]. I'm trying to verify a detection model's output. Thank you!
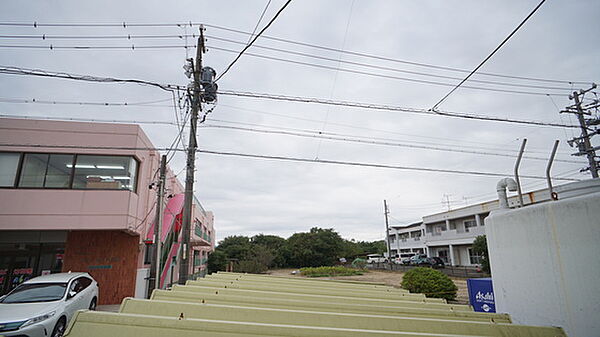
[63, 272, 566, 337]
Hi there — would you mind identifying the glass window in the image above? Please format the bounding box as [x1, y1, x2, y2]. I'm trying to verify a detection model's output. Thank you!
[0, 152, 20, 187]
[19, 153, 49, 187]
[1, 283, 67, 303]
[72, 155, 137, 191]
[18, 153, 75, 188]
[45, 154, 74, 188]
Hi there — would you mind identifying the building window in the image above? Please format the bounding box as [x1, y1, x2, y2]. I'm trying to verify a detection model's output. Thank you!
[72, 155, 137, 191]
[0, 152, 20, 187]
[469, 248, 483, 264]
[5, 152, 138, 191]
[464, 220, 477, 232]
[19, 153, 74, 188]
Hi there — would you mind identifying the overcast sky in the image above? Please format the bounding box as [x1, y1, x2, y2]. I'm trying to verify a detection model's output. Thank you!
[1, 0, 598, 242]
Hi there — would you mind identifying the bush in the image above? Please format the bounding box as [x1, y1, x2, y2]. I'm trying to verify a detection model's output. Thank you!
[401, 267, 457, 301]
[300, 266, 364, 277]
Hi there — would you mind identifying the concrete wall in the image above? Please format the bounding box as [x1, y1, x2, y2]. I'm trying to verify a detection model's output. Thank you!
[485, 181, 600, 337]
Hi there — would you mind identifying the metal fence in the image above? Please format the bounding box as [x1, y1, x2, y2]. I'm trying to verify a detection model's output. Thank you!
[365, 262, 490, 278]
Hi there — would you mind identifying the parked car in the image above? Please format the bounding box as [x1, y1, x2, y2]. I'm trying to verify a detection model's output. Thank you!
[429, 257, 446, 268]
[409, 254, 428, 265]
[366, 254, 388, 264]
[0, 272, 98, 337]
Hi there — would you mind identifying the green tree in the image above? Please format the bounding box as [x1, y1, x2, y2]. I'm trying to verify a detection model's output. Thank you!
[251, 234, 287, 267]
[472, 235, 490, 274]
[217, 235, 252, 261]
[286, 227, 344, 267]
[206, 250, 228, 274]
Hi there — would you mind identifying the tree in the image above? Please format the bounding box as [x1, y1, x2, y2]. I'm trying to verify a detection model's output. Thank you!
[472, 235, 490, 273]
[251, 234, 287, 267]
[286, 227, 344, 267]
[206, 250, 228, 274]
[217, 235, 252, 261]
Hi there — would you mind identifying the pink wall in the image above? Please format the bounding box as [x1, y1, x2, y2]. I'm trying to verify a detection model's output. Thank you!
[0, 118, 175, 239]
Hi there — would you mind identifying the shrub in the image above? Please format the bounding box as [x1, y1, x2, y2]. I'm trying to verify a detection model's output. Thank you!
[401, 267, 457, 301]
[300, 266, 364, 277]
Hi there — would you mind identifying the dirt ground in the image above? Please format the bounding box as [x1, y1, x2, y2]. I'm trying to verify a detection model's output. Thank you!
[267, 269, 469, 305]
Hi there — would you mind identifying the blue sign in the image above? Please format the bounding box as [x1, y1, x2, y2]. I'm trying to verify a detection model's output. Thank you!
[467, 278, 496, 313]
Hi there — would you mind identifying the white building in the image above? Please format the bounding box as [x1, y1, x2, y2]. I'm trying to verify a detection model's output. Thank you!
[388, 185, 558, 266]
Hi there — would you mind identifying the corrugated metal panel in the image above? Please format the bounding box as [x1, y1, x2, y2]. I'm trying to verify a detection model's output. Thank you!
[64, 273, 566, 336]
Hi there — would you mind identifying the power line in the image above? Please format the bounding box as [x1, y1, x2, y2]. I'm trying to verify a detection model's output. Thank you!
[215, 103, 573, 155]
[0, 111, 576, 160]
[200, 123, 583, 164]
[431, 0, 547, 110]
[0, 97, 173, 107]
[0, 114, 179, 126]
[218, 89, 578, 128]
[247, 0, 273, 44]
[3, 33, 576, 90]
[0, 21, 589, 85]
[194, 149, 579, 181]
[0, 65, 182, 92]
[208, 45, 569, 97]
[216, 0, 293, 82]
[205, 37, 572, 91]
[0, 40, 574, 94]
[0, 65, 579, 128]
[0, 142, 580, 181]
[0, 44, 197, 50]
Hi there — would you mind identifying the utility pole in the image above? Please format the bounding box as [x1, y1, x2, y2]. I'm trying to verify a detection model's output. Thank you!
[147, 154, 166, 298]
[564, 84, 599, 178]
[383, 200, 392, 268]
[179, 27, 205, 285]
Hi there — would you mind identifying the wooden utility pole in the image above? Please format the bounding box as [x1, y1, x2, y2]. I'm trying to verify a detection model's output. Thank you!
[568, 84, 599, 178]
[147, 154, 166, 297]
[179, 26, 205, 284]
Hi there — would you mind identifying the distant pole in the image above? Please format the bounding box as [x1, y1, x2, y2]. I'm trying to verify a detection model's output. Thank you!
[383, 200, 392, 268]
[570, 86, 599, 178]
[147, 154, 166, 297]
[180, 26, 205, 284]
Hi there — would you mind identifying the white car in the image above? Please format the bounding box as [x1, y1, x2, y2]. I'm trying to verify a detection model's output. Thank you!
[0, 272, 98, 337]
[366, 254, 388, 264]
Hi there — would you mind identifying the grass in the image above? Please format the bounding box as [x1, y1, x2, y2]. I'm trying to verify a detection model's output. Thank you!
[299, 266, 364, 277]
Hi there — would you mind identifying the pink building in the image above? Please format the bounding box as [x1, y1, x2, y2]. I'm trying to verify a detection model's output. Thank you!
[0, 118, 215, 304]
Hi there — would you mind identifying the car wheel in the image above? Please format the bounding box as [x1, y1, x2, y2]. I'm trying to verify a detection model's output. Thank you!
[51, 317, 66, 337]
[89, 297, 97, 310]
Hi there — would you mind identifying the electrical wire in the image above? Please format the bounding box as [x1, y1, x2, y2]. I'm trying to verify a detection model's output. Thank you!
[247, 0, 273, 44]
[215, 0, 293, 82]
[0, 142, 580, 181]
[0, 97, 173, 107]
[199, 123, 583, 164]
[218, 90, 578, 128]
[430, 0, 547, 110]
[0, 65, 579, 128]
[0, 21, 589, 85]
[0, 112, 578, 161]
[205, 36, 574, 92]
[0, 94, 574, 155]
[209, 45, 570, 97]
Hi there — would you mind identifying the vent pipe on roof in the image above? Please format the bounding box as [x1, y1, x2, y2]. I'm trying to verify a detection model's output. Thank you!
[497, 178, 518, 209]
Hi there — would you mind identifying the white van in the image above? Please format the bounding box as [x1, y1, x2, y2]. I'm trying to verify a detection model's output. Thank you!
[366, 254, 388, 264]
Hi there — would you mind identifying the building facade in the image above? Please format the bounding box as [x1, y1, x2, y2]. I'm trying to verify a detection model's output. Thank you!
[0, 118, 215, 304]
[388, 186, 557, 266]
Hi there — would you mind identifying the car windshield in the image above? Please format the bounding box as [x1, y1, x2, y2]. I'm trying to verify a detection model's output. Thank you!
[1, 283, 67, 303]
